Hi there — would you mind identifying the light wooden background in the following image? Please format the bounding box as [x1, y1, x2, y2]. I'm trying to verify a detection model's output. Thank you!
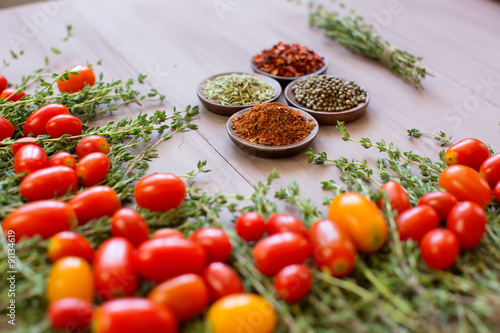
[0, 0, 499, 217]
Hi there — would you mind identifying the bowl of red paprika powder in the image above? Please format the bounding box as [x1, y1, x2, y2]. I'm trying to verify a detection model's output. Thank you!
[226, 102, 319, 158]
[250, 42, 328, 87]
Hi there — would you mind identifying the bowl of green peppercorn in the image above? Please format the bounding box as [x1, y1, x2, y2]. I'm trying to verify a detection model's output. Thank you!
[197, 72, 282, 116]
[285, 75, 370, 125]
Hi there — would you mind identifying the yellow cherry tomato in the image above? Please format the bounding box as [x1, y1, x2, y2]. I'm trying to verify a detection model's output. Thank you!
[206, 293, 277, 333]
[328, 192, 387, 253]
[46, 256, 94, 304]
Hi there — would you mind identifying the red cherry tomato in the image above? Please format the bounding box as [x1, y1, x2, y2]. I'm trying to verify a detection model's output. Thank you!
[396, 206, 440, 242]
[479, 153, 500, 188]
[23, 103, 70, 137]
[235, 211, 266, 242]
[110, 208, 150, 247]
[0, 87, 26, 101]
[48, 231, 94, 263]
[417, 191, 458, 221]
[58, 65, 96, 93]
[92, 298, 178, 333]
[68, 186, 121, 225]
[252, 232, 311, 276]
[0, 74, 7, 93]
[420, 228, 460, 270]
[48, 297, 93, 332]
[274, 264, 312, 303]
[189, 227, 232, 263]
[202, 262, 244, 302]
[134, 173, 186, 212]
[446, 201, 486, 249]
[148, 274, 209, 322]
[76, 152, 110, 186]
[266, 213, 307, 237]
[307, 219, 356, 278]
[377, 181, 411, 215]
[444, 138, 490, 171]
[135, 238, 206, 283]
[19, 166, 77, 201]
[0, 116, 14, 141]
[49, 152, 77, 169]
[75, 135, 110, 159]
[14, 144, 49, 177]
[152, 228, 185, 240]
[11, 137, 39, 156]
[439, 165, 492, 207]
[3, 200, 77, 242]
[46, 114, 82, 139]
[94, 237, 139, 301]
[495, 181, 500, 202]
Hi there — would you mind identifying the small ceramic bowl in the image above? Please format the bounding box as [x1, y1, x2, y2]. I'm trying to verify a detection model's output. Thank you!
[284, 77, 370, 125]
[226, 106, 319, 158]
[250, 53, 328, 87]
[197, 72, 281, 116]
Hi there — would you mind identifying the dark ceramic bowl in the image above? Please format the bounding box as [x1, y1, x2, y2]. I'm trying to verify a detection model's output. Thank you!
[197, 72, 281, 116]
[250, 53, 328, 87]
[226, 106, 319, 158]
[284, 77, 370, 125]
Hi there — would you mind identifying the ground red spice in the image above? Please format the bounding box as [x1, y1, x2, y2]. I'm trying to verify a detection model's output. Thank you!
[253, 42, 325, 77]
[231, 102, 316, 146]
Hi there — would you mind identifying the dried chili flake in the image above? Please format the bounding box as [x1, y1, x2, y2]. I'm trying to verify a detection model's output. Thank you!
[253, 42, 325, 78]
[231, 102, 316, 146]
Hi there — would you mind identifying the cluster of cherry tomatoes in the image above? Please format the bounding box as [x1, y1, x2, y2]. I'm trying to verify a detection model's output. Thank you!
[380, 138, 497, 270]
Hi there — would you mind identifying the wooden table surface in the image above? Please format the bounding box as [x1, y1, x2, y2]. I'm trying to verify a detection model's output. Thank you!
[1, 0, 499, 215]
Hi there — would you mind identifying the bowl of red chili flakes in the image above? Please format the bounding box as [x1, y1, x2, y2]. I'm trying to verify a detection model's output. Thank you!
[226, 102, 319, 158]
[250, 42, 328, 87]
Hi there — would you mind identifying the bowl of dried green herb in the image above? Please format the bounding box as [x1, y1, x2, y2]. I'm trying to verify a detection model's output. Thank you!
[226, 102, 319, 158]
[284, 75, 370, 125]
[250, 42, 328, 87]
[197, 72, 281, 116]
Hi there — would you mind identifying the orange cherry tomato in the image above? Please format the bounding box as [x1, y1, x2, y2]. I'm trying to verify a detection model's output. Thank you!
[57, 65, 96, 93]
[92, 298, 178, 333]
[134, 173, 186, 212]
[207, 294, 277, 333]
[189, 227, 232, 263]
[328, 193, 388, 253]
[48, 297, 93, 332]
[110, 208, 150, 247]
[377, 181, 411, 216]
[444, 138, 490, 171]
[46, 114, 82, 139]
[135, 238, 206, 283]
[308, 219, 356, 277]
[3, 200, 77, 242]
[479, 153, 500, 188]
[202, 262, 244, 302]
[23, 103, 70, 137]
[266, 213, 307, 237]
[14, 144, 49, 177]
[0, 87, 26, 101]
[396, 205, 440, 242]
[439, 165, 492, 207]
[19, 166, 78, 201]
[76, 152, 110, 186]
[274, 264, 312, 303]
[75, 135, 110, 160]
[49, 152, 77, 169]
[94, 238, 138, 301]
[417, 191, 458, 221]
[0, 116, 14, 141]
[148, 273, 209, 322]
[68, 186, 121, 225]
[151, 228, 185, 240]
[252, 232, 311, 276]
[11, 137, 39, 156]
[48, 231, 94, 263]
[46, 256, 94, 304]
